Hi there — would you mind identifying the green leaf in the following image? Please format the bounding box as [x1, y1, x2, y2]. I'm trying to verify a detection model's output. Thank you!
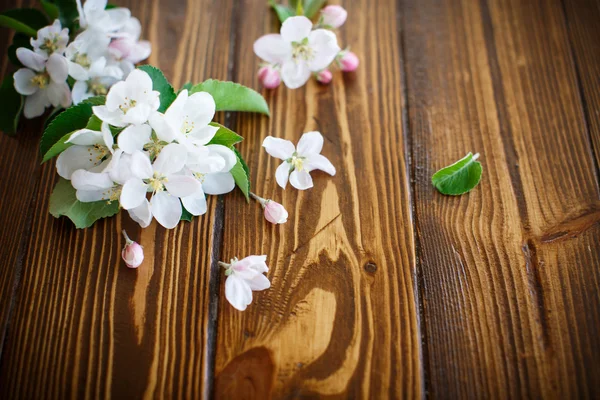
[52, 0, 80, 30]
[432, 152, 483, 195]
[41, 1, 60, 20]
[40, 96, 105, 160]
[43, 106, 65, 129]
[180, 205, 193, 221]
[137, 65, 176, 112]
[0, 76, 23, 135]
[190, 79, 270, 116]
[2, 8, 49, 31]
[271, 3, 295, 23]
[49, 177, 120, 228]
[0, 14, 38, 37]
[207, 122, 243, 147]
[179, 81, 192, 93]
[230, 148, 251, 201]
[303, 0, 326, 18]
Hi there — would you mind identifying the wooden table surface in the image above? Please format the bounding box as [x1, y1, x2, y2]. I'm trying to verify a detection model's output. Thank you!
[1, 0, 599, 398]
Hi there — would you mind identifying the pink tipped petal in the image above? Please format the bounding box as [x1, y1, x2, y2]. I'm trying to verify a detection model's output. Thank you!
[150, 191, 182, 229]
[289, 169, 314, 190]
[297, 131, 324, 155]
[281, 16, 313, 43]
[321, 5, 348, 28]
[262, 136, 295, 160]
[275, 161, 290, 189]
[253, 34, 292, 64]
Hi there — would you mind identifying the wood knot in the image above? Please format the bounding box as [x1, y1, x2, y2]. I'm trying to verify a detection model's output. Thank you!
[364, 262, 377, 274]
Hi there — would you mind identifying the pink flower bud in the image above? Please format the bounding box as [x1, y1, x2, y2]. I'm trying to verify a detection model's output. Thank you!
[316, 69, 333, 84]
[321, 5, 348, 28]
[264, 200, 288, 224]
[339, 51, 359, 72]
[122, 230, 144, 268]
[258, 65, 281, 89]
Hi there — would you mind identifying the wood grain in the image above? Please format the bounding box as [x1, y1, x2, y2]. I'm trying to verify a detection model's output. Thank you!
[213, 0, 422, 398]
[403, 0, 600, 397]
[0, 0, 234, 397]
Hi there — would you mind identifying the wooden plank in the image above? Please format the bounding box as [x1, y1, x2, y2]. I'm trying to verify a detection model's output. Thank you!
[0, 0, 234, 397]
[403, 0, 600, 397]
[213, 0, 422, 398]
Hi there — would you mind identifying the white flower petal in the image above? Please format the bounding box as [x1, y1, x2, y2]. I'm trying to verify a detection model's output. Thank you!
[76, 189, 107, 202]
[202, 172, 235, 195]
[206, 145, 237, 171]
[13, 68, 37, 95]
[281, 60, 311, 89]
[105, 7, 131, 30]
[118, 124, 151, 153]
[101, 122, 114, 150]
[68, 61, 88, 81]
[181, 192, 207, 216]
[130, 150, 153, 179]
[46, 82, 71, 108]
[56, 145, 102, 179]
[164, 89, 187, 122]
[153, 143, 187, 174]
[253, 34, 292, 64]
[150, 191, 181, 229]
[280, 16, 312, 43]
[289, 169, 313, 190]
[67, 129, 103, 145]
[23, 90, 50, 118]
[71, 169, 114, 191]
[275, 161, 290, 189]
[164, 174, 201, 197]
[93, 105, 127, 127]
[246, 274, 271, 291]
[189, 124, 219, 145]
[225, 275, 253, 311]
[262, 136, 295, 160]
[307, 29, 340, 71]
[71, 80, 91, 105]
[122, 103, 151, 125]
[296, 131, 324, 155]
[185, 91, 216, 130]
[148, 112, 178, 143]
[128, 198, 152, 228]
[120, 178, 147, 209]
[16, 48, 46, 72]
[305, 154, 336, 175]
[47, 54, 69, 83]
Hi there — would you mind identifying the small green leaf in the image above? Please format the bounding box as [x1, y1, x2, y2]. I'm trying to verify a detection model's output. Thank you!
[0, 15, 37, 37]
[40, 96, 105, 160]
[179, 81, 192, 93]
[49, 177, 120, 228]
[41, 1, 60, 20]
[137, 65, 176, 112]
[207, 122, 243, 147]
[0, 76, 23, 135]
[270, 3, 295, 23]
[2, 8, 49, 32]
[303, 0, 326, 18]
[432, 152, 482, 195]
[190, 79, 270, 116]
[230, 148, 251, 201]
[180, 204, 193, 221]
[43, 107, 65, 130]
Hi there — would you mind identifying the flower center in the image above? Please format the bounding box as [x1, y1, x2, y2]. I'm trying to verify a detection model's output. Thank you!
[292, 38, 314, 62]
[75, 53, 91, 68]
[193, 172, 206, 183]
[119, 97, 137, 114]
[181, 117, 195, 135]
[87, 143, 111, 162]
[143, 136, 166, 160]
[101, 186, 121, 203]
[147, 172, 167, 192]
[40, 37, 60, 53]
[289, 153, 305, 171]
[89, 80, 107, 96]
[31, 73, 50, 89]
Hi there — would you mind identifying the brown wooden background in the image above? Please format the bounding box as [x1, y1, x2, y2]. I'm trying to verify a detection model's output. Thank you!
[1, 0, 599, 398]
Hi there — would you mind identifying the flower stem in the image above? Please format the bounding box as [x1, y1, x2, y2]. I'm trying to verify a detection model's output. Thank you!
[122, 230, 133, 245]
[218, 261, 230, 268]
[249, 192, 267, 207]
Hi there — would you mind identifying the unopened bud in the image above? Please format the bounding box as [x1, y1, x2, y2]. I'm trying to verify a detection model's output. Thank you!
[121, 230, 144, 268]
[338, 51, 359, 72]
[321, 5, 348, 28]
[316, 69, 333, 84]
[258, 65, 281, 89]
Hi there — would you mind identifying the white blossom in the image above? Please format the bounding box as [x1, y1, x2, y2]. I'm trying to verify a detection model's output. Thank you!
[76, 0, 130, 33]
[254, 16, 340, 89]
[262, 131, 336, 190]
[221, 255, 270, 311]
[30, 19, 69, 57]
[72, 56, 123, 104]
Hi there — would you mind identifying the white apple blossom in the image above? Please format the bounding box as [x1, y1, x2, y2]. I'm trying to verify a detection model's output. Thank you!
[30, 19, 69, 57]
[109, 17, 152, 75]
[72, 57, 124, 104]
[220, 255, 270, 311]
[148, 89, 217, 147]
[56, 121, 114, 179]
[65, 33, 112, 81]
[253, 16, 340, 89]
[93, 69, 160, 127]
[76, 0, 130, 33]
[262, 131, 336, 190]
[13, 48, 71, 118]
[120, 144, 201, 229]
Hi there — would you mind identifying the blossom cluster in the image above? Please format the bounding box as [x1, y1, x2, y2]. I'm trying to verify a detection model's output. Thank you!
[13, 0, 150, 118]
[57, 69, 237, 229]
[254, 6, 359, 89]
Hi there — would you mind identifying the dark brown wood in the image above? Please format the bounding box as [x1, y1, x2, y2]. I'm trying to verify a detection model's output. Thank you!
[403, 0, 600, 397]
[213, 0, 422, 398]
